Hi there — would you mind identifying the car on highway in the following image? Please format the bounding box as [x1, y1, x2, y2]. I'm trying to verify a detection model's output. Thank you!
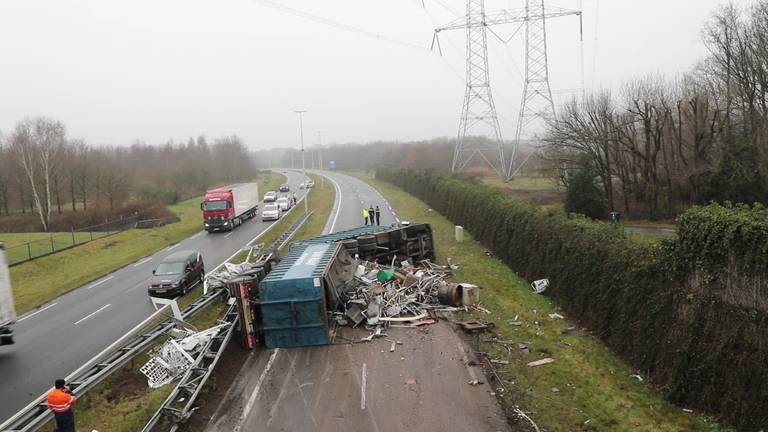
[276, 196, 292, 211]
[261, 203, 282, 221]
[148, 250, 204, 298]
[264, 191, 277, 203]
[279, 183, 290, 193]
[306, 180, 315, 188]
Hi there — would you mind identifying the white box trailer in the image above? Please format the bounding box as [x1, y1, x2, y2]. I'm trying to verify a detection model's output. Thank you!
[0, 243, 16, 345]
[231, 183, 260, 219]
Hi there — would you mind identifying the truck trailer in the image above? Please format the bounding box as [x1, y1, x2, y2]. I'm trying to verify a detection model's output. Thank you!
[201, 183, 260, 232]
[0, 243, 16, 345]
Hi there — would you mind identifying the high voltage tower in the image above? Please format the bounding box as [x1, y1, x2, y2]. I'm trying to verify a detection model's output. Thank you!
[433, 0, 582, 178]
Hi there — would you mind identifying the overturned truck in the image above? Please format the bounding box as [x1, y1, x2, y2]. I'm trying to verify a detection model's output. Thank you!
[227, 224, 436, 348]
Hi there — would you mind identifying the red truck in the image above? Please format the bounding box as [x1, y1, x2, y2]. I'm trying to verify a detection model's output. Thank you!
[201, 183, 260, 232]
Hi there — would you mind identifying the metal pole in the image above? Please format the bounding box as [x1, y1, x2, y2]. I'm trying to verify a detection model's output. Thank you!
[317, 131, 324, 187]
[295, 110, 309, 214]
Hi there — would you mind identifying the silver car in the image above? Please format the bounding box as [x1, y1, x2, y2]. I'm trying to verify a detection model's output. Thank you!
[261, 203, 282, 221]
[276, 196, 291, 211]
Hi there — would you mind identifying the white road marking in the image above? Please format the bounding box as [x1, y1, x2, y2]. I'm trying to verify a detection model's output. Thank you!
[133, 257, 152, 267]
[85, 276, 114, 290]
[360, 362, 367, 410]
[223, 231, 234, 238]
[234, 348, 280, 432]
[324, 174, 343, 234]
[17, 302, 58, 322]
[74, 304, 111, 325]
[126, 281, 148, 293]
[165, 243, 180, 251]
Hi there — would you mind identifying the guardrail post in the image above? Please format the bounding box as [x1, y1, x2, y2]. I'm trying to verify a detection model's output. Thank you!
[27, 242, 31, 260]
[50, 234, 54, 253]
[90, 230, 93, 241]
[71, 227, 75, 245]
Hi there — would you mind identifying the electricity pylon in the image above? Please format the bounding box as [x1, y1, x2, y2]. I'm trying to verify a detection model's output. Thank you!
[433, 0, 581, 179]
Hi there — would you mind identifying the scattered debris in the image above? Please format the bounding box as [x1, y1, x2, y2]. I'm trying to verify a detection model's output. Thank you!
[446, 257, 459, 270]
[140, 323, 228, 388]
[551, 387, 560, 393]
[562, 325, 577, 335]
[531, 279, 549, 294]
[390, 341, 396, 352]
[508, 321, 523, 326]
[630, 374, 644, 382]
[514, 407, 541, 432]
[682, 408, 693, 413]
[468, 379, 483, 386]
[410, 318, 437, 327]
[332, 258, 486, 340]
[548, 312, 564, 320]
[490, 359, 509, 365]
[456, 321, 496, 334]
[527, 358, 555, 367]
[405, 378, 418, 385]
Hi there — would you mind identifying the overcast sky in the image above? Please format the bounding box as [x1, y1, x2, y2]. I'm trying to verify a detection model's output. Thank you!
[0, 0, 729, 149]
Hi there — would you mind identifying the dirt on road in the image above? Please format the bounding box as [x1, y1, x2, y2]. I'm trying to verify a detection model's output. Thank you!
[197, 321, 511, 432]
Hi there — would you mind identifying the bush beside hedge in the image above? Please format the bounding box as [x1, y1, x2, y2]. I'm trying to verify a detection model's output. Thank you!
[376, 166, 768, 429]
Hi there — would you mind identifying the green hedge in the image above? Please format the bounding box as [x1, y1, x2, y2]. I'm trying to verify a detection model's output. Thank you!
[377, 166, 768, 430]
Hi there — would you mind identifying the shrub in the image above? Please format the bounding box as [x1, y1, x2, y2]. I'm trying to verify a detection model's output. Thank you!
[376, 166, 768, 429]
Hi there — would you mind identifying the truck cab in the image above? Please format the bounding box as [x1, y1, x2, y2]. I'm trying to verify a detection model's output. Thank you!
[202, 190, 235, 232]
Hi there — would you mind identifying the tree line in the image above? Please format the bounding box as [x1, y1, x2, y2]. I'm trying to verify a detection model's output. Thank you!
[544, 1, 768, 219]
[251, 136, 539, 175]
[0, 116, 255, 231]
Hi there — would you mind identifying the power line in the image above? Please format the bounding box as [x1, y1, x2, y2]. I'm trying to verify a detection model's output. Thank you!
[251, 0, 429, 51]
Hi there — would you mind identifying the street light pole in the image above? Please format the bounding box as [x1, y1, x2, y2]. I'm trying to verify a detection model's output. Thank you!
[316, 131, 324, 187]
[295, 110, 308, 214]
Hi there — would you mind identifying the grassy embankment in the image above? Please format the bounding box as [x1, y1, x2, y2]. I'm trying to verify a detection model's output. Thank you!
[351, 171, 727, 432]
[67, 173, 334, 432]
[10, 171, 285, 315]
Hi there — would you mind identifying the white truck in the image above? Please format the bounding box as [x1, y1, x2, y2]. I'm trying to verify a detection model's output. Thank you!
[0, 243, 16, 345]
[201, 183, 260, 232]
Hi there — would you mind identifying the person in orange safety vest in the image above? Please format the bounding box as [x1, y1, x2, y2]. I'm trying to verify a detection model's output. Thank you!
[47, 379, 77, 432]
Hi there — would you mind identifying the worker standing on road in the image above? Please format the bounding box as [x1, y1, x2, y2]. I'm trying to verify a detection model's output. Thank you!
[375, 206, 381, 225]
[362, 208, 369, 225]
[368, 205, 375, 225]
[47, 379, 77, 432]
[292, 192, 297, 206]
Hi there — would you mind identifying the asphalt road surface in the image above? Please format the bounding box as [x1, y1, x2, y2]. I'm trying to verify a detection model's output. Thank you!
[205, 171, 511, 432]
[0, 171, 310, 423]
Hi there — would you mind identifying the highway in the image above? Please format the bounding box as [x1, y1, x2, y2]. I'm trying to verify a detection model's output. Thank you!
[205, 171, 510, 432]
[0, 171, 310, 423]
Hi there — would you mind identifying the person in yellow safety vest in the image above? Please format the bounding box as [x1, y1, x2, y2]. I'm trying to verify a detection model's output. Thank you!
[47, 379, 77, 432]
[362, 208, 369, 225]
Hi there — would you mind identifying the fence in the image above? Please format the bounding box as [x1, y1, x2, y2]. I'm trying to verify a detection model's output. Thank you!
[4, 214, 178, 266]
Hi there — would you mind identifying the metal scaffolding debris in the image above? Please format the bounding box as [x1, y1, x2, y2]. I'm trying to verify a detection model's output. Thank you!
[140, 323, 230, 388]
[331, 258, 481, 338]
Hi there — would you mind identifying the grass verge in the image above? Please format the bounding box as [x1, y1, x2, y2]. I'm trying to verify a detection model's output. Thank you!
[10, 172, 284, 315]
[350, 171, 728, 432]
[68, 173, 334, 432]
